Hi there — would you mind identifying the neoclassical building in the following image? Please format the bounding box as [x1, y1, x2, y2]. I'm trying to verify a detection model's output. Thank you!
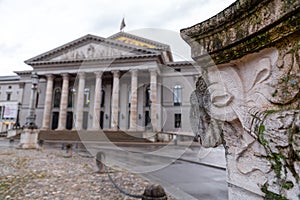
[2, 32, 198, 134]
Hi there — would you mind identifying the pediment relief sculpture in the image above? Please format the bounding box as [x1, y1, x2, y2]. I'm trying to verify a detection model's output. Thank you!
[51, 44, 134, 61]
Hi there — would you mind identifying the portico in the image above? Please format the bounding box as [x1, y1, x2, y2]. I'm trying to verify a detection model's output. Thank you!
[40, 68, 159, 132]
[19, 31, 197, 135]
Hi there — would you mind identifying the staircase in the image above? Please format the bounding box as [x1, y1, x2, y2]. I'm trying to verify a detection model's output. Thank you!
[38, 130, 151, 143]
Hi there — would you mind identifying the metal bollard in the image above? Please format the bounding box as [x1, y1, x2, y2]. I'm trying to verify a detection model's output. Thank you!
[142, 184, 167, 200]
[96, 151, 105, 173]
[38, 139, 44, 147]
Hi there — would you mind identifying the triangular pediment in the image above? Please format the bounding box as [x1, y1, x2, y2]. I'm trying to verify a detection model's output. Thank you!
[49, 42, 135, 61]
[25, 34, 159, 65]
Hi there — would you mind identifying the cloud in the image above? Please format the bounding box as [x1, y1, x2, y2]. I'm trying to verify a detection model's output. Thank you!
[0, 0, 235, 75]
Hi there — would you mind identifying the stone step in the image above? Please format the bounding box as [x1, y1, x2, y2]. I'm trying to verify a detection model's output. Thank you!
[38, 130, 150, 143]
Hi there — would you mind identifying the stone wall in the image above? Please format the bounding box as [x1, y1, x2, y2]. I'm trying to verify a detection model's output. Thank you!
[181, 0, 300, 199]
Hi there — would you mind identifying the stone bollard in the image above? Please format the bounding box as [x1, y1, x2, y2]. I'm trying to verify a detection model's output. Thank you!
[142, 184, 167, 200]
[96, 151, 105, 173]
[9, 138, 14, 148]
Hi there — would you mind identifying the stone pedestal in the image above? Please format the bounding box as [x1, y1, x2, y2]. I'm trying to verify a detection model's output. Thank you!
[19, 128, 40, 149]
[7, 129, 22, 138]
[181, 0, 300, 199]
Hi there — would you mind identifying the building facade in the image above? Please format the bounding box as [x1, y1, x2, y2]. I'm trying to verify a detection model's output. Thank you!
[5, 32, 198, 134]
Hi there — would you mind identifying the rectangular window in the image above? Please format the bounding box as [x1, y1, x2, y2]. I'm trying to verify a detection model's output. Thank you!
[175, 68, 181, 72]
[6, 93, 11, 101]
[84, 88, 90, 107]
[175, 114, 181, 128]
[173, 85, 182, 106]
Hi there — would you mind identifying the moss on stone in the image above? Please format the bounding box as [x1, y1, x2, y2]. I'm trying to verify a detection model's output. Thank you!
[261, 184, 288, 200]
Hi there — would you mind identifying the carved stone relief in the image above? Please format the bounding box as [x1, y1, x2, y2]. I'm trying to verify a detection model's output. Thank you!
[190, 37, 300, 198]
[50, 43, 134, 61]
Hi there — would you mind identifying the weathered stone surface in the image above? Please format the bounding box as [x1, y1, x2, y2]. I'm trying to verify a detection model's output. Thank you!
[142, 184, 167, 200]
[182, 0, 300, 199]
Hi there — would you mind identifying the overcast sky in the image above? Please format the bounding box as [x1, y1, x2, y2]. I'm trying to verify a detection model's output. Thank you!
[0, 0, 235, 76]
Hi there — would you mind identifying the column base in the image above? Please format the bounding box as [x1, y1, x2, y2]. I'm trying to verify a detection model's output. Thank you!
[55, 127, 66, 131]
[18, 128, 40, 149]
[40, 127, 50, 131]
[90, 127, 101, 131]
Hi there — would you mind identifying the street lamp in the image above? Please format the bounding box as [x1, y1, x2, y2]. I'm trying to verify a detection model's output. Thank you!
[24, 72, 39, 129]
[13, 102, 21, 129]
[19, 72, 40, 149]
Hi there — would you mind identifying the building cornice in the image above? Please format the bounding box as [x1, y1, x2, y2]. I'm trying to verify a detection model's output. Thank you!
[180, 0, 300, 65]
[26, 53, 163, 66]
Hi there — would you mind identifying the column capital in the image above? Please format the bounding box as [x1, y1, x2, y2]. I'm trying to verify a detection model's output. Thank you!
[130, 69, 138, 76]
[45, 74, 54, 80]
[149, 69, 157, 75]
[78, 72, 85, 79]
[112, 70, 120, 78]
[94, 71, 103, 78]
[61, 73, 69, 80]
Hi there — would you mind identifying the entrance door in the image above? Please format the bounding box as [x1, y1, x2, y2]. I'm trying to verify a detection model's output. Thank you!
[145, 111, 152, 130]
[83, 111, 88, 130]
[51, 112, 59, 130]
[66, 112, 73, 130]
[100, 111, 104, 129]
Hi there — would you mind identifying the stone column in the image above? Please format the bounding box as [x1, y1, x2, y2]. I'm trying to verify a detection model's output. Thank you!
[75, 72, 85, 130]
[130, 69, 138, 130]
[41, 74, 54, 130]
[111, 70, 120, 130]
[57, 73, 69, 130]
[92, 71, 103, 130]
[149, 69, 157, 131]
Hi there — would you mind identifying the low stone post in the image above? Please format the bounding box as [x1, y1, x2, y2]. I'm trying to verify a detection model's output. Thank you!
[142, 184, 167, 200]
[96, 151, 105, 173]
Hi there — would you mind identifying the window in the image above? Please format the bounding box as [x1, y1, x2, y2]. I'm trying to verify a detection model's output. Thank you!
[8, 86, 12, 89]
[35, 92, 39, 108]
[84, 88, 90, 107]
[6, 93, 11, 101]
[68, 88, 75, 107]
[145, 85, 151, 107]
[101, 89, 105, 107]
[175, 114, 181, 128]
[53, 88, 61, 108]
[128, 87, 131, 107]
[175, 68, 181, 72]
[173, 85, 182, 106]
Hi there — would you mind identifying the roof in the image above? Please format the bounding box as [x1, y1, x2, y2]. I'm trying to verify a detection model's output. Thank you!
[0, 76, 20, 81]
[108, 32, 170, 50]
[166, 61, 195, 67]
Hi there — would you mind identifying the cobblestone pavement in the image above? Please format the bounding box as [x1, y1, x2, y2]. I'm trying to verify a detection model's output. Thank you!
[0, 148, 174, 200]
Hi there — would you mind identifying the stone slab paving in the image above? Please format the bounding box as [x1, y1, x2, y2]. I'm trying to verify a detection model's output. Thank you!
[0, 147, 174, 200]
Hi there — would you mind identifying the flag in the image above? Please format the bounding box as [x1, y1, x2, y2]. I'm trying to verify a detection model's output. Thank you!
[120, 17, 126, 31]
